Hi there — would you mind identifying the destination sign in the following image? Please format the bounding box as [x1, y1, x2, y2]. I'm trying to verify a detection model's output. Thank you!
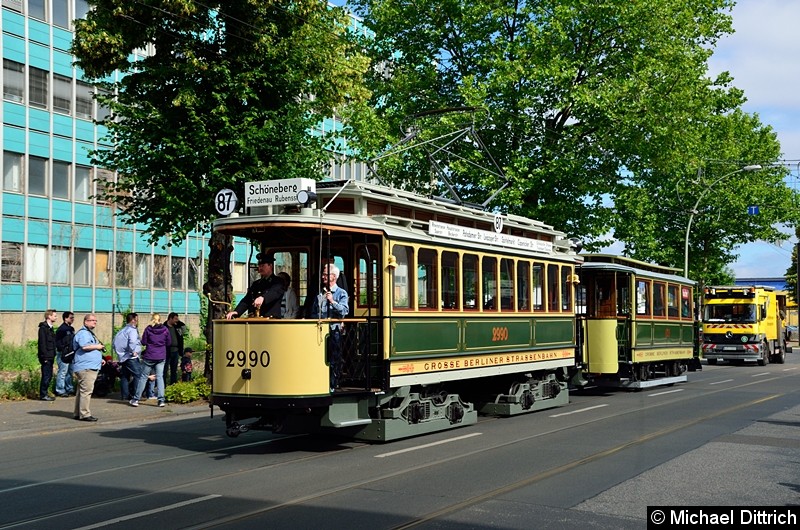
[245, 178, 316, 208]
[428, 220, 553, 254]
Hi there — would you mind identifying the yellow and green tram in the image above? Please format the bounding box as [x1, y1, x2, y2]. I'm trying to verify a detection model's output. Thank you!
[211, 179, 583, 441]
[574, 255, 701, 388]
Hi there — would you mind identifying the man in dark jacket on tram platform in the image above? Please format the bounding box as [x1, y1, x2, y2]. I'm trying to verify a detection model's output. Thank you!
[226, 252, 285, 319]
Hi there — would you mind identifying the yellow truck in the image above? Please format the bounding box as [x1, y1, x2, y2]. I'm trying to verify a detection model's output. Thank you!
[701, 286, 789, 365]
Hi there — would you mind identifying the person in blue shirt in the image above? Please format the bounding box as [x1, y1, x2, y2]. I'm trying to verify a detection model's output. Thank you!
[72, 314, 106, 422]
[311, 264, 349, 390]
[113, 312, 142, 401]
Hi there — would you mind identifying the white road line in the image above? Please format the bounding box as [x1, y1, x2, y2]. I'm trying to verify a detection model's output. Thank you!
[781, 367, 798, 372]
[73, 494, 221, 530]
[549, 404, 608, 417]
[648, 389, 684, 397]
[375, 432, 483, 458]
[709, 379, 734, 385]
[751, 372, 770, 377]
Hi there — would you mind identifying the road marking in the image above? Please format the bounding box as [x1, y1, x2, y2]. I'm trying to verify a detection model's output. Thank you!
[375, 432, 482, 458]
[781, 367, 798, 372]
[709, 379, 734, 385]
[73, 495, 221, 530]
[751, 372, 770, 377]
[648, 388, 684, 397]
[550, 404, 608, 417]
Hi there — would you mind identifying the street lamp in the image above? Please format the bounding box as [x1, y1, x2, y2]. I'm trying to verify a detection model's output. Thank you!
[683, 164, 762, 277]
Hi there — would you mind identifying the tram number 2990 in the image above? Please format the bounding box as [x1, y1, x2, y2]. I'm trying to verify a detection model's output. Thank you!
[225, 350, 271, 368]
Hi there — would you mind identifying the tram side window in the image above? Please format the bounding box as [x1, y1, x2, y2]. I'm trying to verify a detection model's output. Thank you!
[617, 278, 630, 315]
[517, 261, 530, 311]
[463, 254, 478, 310]
[560, 266, 573, 311]
[681, 286, 692, 318]
[594, 273, 616, 318]
[483, 256, 498, 311]
[653, 282, 666, 317]
[418, 248, 438, 309]
[392, 244, 412, 309]
[636, 280, 651, 316]
[500, 258, 514, 311]
[667, 284, 679, 318]
[442, 251, 459, 310]
[356, 245, 379, 308]
[532, 263, 544, 311]
[547, 264, 559, 312]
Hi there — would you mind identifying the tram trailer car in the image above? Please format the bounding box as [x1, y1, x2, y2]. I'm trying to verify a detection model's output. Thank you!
[573, 255, 701, 389]
[701, 286, 789, 365]
[210, 179, 583, 441]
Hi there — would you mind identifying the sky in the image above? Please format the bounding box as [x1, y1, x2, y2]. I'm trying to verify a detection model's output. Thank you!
[709, 0, 800, 278]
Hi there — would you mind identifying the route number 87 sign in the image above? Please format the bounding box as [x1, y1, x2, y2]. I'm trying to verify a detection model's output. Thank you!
[215, 189, 239, 216]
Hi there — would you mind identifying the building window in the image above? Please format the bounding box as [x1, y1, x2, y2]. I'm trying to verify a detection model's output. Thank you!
[28, 156, 48, 196]
[75, 0, 89, 19]
[28, 0, 46, 21]
[75, 165, 91, 201]
[115, 251, 132, 287]
[1, 242, 22, 282]
[26, 244, 47, 283]
[74, 248, 90, 285]
[29, 67, 48, 109]
[95, 250, 110, 287]
[95, 168, 114, 203]
[134, 253, 150, 288]
[53, 74, 72, 114]
[75, 81, 93, 119]
[188, 256, 201, 290]
[52, 160, 70, 199]
[171, 257, 184, 290]
[53, 0, 69, 28]
[3, 60, 24, 103]
[51, 247, 69, 283]
[153, 255, 168, 288]
[3, 151, 24, 192]
[96, 88, 112, 122]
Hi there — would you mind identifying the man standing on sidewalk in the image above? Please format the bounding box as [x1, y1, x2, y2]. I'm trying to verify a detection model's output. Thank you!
[37, 309, 58, 401]
[164, 312, 185, 386]
[54, 311, 75, 397]
[72, 314, 106, 422]
[113, 312, 141, 401]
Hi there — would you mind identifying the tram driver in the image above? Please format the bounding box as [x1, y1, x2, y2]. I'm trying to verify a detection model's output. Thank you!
[225, 253, 285, 319]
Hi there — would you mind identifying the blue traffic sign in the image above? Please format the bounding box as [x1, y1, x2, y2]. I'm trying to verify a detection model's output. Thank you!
[747, 205, 759, 215]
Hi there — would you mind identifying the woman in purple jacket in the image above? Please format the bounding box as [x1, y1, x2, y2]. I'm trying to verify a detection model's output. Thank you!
[129, 313, 172, 408]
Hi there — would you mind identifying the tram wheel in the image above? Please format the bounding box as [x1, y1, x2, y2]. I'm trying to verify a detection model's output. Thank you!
[638, 364, 649, 381]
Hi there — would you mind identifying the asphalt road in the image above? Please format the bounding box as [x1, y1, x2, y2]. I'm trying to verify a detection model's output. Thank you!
[0, 357, 798, 529]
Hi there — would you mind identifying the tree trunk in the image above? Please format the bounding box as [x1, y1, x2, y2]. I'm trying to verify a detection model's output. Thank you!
[202, 231, 234, 378]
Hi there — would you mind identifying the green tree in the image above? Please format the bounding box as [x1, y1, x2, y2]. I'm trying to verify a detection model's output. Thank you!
[72, 1, 370, 336]
[351, 0, 797, 279]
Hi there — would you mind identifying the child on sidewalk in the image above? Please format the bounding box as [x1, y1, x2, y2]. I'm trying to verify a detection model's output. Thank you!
[180, 348, 193, 382]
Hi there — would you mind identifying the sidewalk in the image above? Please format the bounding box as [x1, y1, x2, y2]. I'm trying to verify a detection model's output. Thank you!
[0, 394, 212, 440]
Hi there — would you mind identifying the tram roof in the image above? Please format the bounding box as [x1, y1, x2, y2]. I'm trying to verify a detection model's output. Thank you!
[214, 179, 583, 261]
[579, 254, 694, 284]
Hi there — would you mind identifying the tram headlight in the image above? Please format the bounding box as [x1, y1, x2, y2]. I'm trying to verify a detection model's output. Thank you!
[297, 189, 317, 208]
[387, 255, 398, 270]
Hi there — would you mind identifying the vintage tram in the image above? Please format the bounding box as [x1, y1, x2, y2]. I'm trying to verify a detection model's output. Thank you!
[575, 255, 701, 388]
[210, 178, 583, 441]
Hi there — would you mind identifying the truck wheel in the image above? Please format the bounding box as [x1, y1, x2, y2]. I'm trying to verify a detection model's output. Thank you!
[775, 342, 786, 364]
[757, 342, 769, 366]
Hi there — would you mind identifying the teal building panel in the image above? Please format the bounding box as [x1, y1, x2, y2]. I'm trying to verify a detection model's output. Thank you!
[0, 285, 23, 310]
[49, 286, 71, 309]
[94, 227, 113, 249]
[29, 112, 51, 136]
[74, 203, 96, 224]
[2, 102, 25, 127]
[109, 289, 132, 312]
[53, 116, 73, 139]
[51, 222, 75, 246]
[3, 124, 26, 151]
[2, 10, 25, 37]
[95, 207, 114, 228]
[72, 287, 94, 312]
[2, 34, 25, 60]
[75, 122, 94, 143]
[53, 135, 73, 161]
[51, 207, 74, 229]
[2, 194, 24, 218]
[95, 289, 116, 312]
[26, 218, 49, 244]
[116, 229, 133, 249]
[135, 232, 152, 253]
[53, 27, 72, 52]
[73, 223, 95, 248]
[29, 130, 51, 156]
[134, 291, 152, 311]
[28, 40, 51, 69]
[25, 285, 50, 312]
[1, 216, 24, 241]
[153, 290, 171, 310]
[26, 197, 50, 221]
[52, 50, 72, 74]
[97, 125, 110, 143]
